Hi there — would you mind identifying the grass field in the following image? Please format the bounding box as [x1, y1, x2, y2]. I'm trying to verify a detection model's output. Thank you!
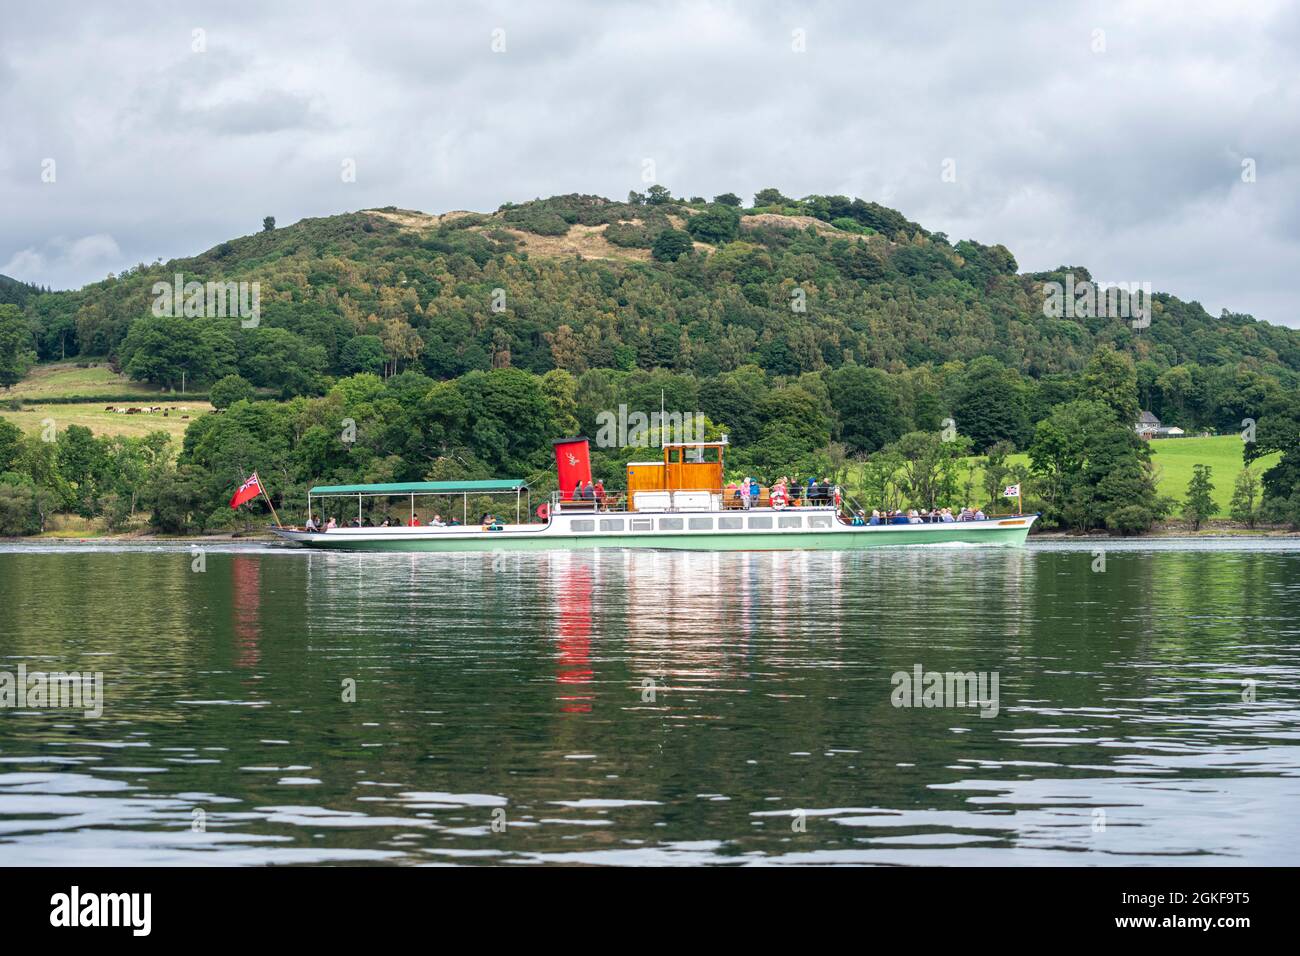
[1144, 436, 1276, 510]
[946, 436, 1277, 512]
[2, 362, 210, 441]
[3, 361, 170, 400]
[0, 402, 208, 440]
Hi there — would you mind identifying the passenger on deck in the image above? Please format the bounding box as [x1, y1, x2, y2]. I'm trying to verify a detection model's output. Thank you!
[908, 509, 923, 524]
[594, 479, 606, 510]
[380, 517, 391, 527]
[890, 511, 910, 525]
[431, 514, 445, 527]
[851, 510, 866, 526]
[941, 508, 955, 522]
[408, 514, 421, 527]
[305, 516, 318, 532]
[572, 480, 583, 500]
[958, 507, 974, 521]
[582, 480, 595, 501]
[974, 508, 986, 520]
[869, 509, 882, 526]
[741, 477, 753, 510]
[325, 516, 337, 530]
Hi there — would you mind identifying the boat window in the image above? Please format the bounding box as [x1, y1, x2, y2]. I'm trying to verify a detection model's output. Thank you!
[778, 515, 803, 529]
[718, 516, 742, 530]
[748, 516, 772, 530]
[630, 519, 653, 531]
[659, 517, 683, 531]
[808, 515, 832, 529]
[688, 517, 713, 531]
[571, 519, 595, 532]
[599, 519, 624, 532]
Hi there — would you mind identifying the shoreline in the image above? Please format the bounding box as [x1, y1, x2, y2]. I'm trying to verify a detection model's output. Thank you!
[5, 526, 1298, 545]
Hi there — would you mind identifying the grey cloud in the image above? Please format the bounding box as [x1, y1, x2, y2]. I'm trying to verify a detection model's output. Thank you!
[0, 0, 1294, 327]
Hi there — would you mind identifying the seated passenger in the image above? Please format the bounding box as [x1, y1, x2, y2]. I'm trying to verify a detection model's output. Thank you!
[890, 511, 910, 525]
[908, 509, 922, 524]
[304, 516, 318, 532]
[851, 510, 866, 526]
[974, 508, 986, 520]
[868, 509, 882, 526]
[431, 514, 446, 527]
[941, 508, 956, 523]
[325, 517, 337, 530]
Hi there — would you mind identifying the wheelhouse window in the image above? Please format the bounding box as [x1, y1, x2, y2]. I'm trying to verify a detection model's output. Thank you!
[571, 519, 595, 532]
[688, 517, 713, 531]
[748, 516, 772, 530]
[659, 517, 684, 531]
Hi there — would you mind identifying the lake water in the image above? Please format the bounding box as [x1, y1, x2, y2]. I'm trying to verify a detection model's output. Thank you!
[1, 539, 1298, 866]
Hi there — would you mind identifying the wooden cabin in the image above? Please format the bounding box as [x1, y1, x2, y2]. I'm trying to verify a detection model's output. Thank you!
[626, 441, 727, 510]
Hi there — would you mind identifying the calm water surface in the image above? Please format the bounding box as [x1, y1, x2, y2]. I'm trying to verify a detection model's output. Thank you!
[1, 539, 1298, 866]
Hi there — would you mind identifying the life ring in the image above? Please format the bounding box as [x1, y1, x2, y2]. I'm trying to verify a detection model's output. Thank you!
[536, 503, 550, 521]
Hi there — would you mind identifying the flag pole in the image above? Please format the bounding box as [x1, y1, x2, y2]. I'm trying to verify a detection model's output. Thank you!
[257, 474, 283, 528]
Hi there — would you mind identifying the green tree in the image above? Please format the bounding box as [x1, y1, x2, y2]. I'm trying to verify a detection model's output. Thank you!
[651, 229, 693, 262]
[1182, 464, 1218, 530]
[753, 188, 790, 207]
[1228, 467, 1260, 529]
[952, 356, 1031, 451]
[1080, 345, 1140, 425]
[0, 304, 36, 388]
[686, 206, 740, 244]
[263, 216, 276, 232]
[0, 419, 22, 472]
[713, 193, 742, 207]
[825, 365, 907, 453]
[210, 374, 255, 409]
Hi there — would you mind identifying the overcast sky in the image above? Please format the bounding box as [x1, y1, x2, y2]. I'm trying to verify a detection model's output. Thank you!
[2, 0, 1296, 326]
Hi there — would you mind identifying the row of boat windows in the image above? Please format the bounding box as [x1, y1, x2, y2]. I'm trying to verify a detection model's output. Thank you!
[567, 514, 834, 533]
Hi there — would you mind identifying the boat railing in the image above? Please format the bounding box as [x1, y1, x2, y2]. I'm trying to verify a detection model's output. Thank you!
[550, 487, 846, 514]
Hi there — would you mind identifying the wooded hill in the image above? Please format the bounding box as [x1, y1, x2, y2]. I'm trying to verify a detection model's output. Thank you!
[1, 187, 1297, 535]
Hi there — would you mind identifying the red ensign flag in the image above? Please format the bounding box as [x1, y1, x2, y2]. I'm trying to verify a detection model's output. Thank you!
[229, 473, 264, 509]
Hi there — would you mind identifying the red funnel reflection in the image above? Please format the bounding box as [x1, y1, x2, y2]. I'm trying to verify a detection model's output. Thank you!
[555, 565, 594, 713]
[231, 555, 261, 668]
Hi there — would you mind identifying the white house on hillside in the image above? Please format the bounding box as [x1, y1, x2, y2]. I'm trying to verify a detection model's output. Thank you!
[1136, 410, 1185, 439]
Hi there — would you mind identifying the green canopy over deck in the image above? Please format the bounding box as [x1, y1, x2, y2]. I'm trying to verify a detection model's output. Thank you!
[307, 479, 531, 525]
[309, 479, 526, 496]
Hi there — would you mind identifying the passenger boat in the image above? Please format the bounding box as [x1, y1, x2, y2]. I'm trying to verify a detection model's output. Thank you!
[272, 438, 1037, 552]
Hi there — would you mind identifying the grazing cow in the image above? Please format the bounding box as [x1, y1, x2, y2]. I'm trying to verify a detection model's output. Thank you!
[181, 415, 189, 420]
[105, 406, 116, 412]
[126, 407, 141, 414]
